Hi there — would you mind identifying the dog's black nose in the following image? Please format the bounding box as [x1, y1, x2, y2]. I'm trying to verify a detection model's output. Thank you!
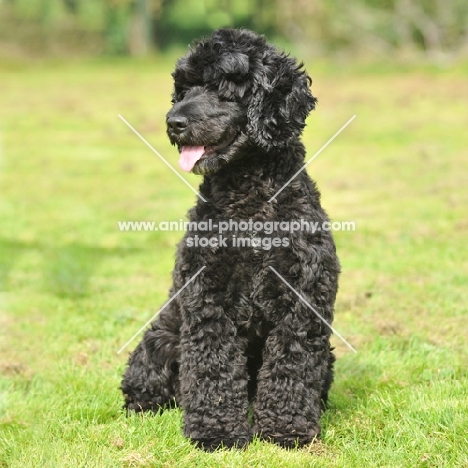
[167, 116, 188, 133]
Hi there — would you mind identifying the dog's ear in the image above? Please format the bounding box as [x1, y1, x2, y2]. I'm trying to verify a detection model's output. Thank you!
[246, 54, 317, 149]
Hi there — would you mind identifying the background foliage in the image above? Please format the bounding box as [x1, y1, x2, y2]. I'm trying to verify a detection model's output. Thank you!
[1, 0, 468, 58]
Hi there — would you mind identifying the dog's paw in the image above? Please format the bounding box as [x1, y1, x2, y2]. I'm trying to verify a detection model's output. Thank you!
[257, 426, 320, 449]
[123, 393, 175, 414]
[123, 399, 159, 414]
[192, 434, 251, 451]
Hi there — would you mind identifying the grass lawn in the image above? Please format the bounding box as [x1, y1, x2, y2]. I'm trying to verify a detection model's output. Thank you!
[0, 56, 467, 467]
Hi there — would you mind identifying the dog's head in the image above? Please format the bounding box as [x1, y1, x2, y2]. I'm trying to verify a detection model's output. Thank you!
[166, 28, 317, 175]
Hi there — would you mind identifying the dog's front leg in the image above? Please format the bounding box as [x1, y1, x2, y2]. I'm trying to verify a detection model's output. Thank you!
[252, 315, 332, 448]
[178, 314, 251, 451]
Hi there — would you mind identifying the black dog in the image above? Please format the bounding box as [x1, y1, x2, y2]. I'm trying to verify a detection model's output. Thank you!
[121, 28, 340, 451]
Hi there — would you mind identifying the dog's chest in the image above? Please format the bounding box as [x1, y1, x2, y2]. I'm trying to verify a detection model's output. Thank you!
[221, 256, 270, 336]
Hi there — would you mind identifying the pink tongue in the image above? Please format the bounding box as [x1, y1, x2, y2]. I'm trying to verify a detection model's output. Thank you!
[179, 146, 205, 172]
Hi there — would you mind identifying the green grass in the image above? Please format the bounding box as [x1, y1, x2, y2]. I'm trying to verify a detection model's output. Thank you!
[1, 57, 468, 467]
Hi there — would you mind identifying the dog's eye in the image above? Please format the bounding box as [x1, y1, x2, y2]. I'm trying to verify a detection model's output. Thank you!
[172, 86, 187, 103]
[171, 93, 185, 104]
[177, 90, 187, 101]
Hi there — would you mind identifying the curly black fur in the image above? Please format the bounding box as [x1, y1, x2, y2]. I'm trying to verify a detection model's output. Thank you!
[121, 28, 340, 451]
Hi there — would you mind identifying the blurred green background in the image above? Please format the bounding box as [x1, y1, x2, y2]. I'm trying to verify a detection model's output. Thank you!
[1, 1, 468, 467]
[1, 0, 468, 59]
